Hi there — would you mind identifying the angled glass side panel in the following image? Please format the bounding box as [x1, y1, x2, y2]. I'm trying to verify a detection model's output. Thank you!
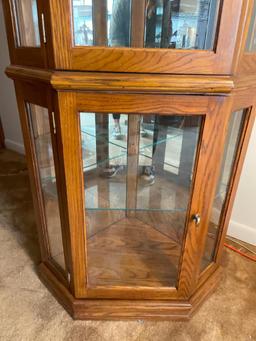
[80, 112, 202, 287]
[27, 104, 65, 269]
[11, 0, 40, 47]
[201, 109, 248, 271]
[72, 0, 220, 50]
[245, 0, 256, 52]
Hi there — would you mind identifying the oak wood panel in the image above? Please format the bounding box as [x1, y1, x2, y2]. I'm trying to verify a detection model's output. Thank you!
[76, 93, 210, 115]
[54, 92, 87, 298]
[48, 0, 72, 69]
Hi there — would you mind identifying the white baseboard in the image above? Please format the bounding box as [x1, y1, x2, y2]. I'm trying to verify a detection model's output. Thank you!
[228, 220, 256, 246]
[5, 139, 25, 155]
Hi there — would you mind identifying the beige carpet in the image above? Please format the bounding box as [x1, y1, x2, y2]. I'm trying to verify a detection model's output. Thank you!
[0, 149, 255, 341]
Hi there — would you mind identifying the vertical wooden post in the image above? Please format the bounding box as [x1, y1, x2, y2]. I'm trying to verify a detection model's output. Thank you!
[92, 0, 108, 46]
[126, 115, 140, 217]
[131, 0, 146, 47]
[178, 117, 200, 187]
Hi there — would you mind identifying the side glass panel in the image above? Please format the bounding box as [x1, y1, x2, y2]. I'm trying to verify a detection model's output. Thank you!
[72, 0, 220, 50]
[80, 112, 202, 287]
[11, 0, 40, 47]
[27, 104, 65, 269]
[245, 0, 256, 52]
[201, 109, 247, 271]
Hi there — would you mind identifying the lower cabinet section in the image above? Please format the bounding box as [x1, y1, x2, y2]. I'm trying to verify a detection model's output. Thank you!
[8, 71, 256, 319]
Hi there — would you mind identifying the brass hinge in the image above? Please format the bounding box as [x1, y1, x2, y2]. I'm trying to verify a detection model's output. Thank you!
[51, 112, 56, 134]
[41, 13, 47, 43]
[67, 272, 71, 284]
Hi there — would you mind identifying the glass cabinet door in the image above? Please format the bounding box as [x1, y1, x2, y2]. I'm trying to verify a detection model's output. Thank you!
[26, 104, 65, 270]
[11, 0, 40, 47]
[55, 0, 241, 73]
[201, 109, 248, 271]
[2, 0, 46, 67]
[245, 0, 256, 52]
[80, 112, 202, 287]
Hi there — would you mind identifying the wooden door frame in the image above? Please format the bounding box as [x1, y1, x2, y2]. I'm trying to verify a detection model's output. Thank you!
[198, 83, 256, 286]
[56, 91, 232, 300]
[2, 0, 47, 68]
[13, 80, 72, 288]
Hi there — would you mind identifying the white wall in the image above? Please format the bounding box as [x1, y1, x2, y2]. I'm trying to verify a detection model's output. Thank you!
[0, 2, 24, 154]
[228, 120, 256, 245]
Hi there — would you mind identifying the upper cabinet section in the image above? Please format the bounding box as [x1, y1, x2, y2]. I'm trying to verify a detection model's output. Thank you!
[2, 0, 249, 74]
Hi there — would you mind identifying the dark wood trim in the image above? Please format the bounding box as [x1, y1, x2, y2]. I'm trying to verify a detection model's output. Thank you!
[0, 117, 5, 148]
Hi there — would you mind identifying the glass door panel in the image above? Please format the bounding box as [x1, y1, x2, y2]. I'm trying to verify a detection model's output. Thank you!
[72, 0, 220, 49]
[201, 109, 248, 271]
[27, 104, 65, 269]
[11, 0, 40, 47]
[245, 0, 256, 52]
[80, 112, 202, 287]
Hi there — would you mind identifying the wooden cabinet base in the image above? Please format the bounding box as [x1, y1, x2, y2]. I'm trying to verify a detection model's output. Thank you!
[39, 263, 222, 321]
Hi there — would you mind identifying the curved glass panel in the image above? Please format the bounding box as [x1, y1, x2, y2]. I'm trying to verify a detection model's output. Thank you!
[201, 109, 247, 271]
[72, 0, 220, 49]
[27, 104, 65, 269]
[80, 112, 202, 287]
[245, 0, 256, 52]
[11, 0, 40, 47]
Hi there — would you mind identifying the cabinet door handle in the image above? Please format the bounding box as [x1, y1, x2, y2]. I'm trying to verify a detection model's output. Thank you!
[192, 214, 201, 226]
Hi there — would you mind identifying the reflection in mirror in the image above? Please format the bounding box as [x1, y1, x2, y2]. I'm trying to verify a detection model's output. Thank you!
[80, 112, 202, 287]
[201, 109, 247, 271]
[245, 0, 256, 52]
[11, 0, 40, 47]
[72, 0, 131, 46]
[72, 0, 220, 50]
[145, 0, 220, 49]
[27, 104, 65, 269]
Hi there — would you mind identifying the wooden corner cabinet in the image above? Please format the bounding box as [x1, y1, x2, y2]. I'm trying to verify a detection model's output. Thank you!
[3, 0, 256, 320]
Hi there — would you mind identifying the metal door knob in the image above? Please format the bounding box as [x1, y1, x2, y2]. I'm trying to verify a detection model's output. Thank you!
[192, 214, 201, 226]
